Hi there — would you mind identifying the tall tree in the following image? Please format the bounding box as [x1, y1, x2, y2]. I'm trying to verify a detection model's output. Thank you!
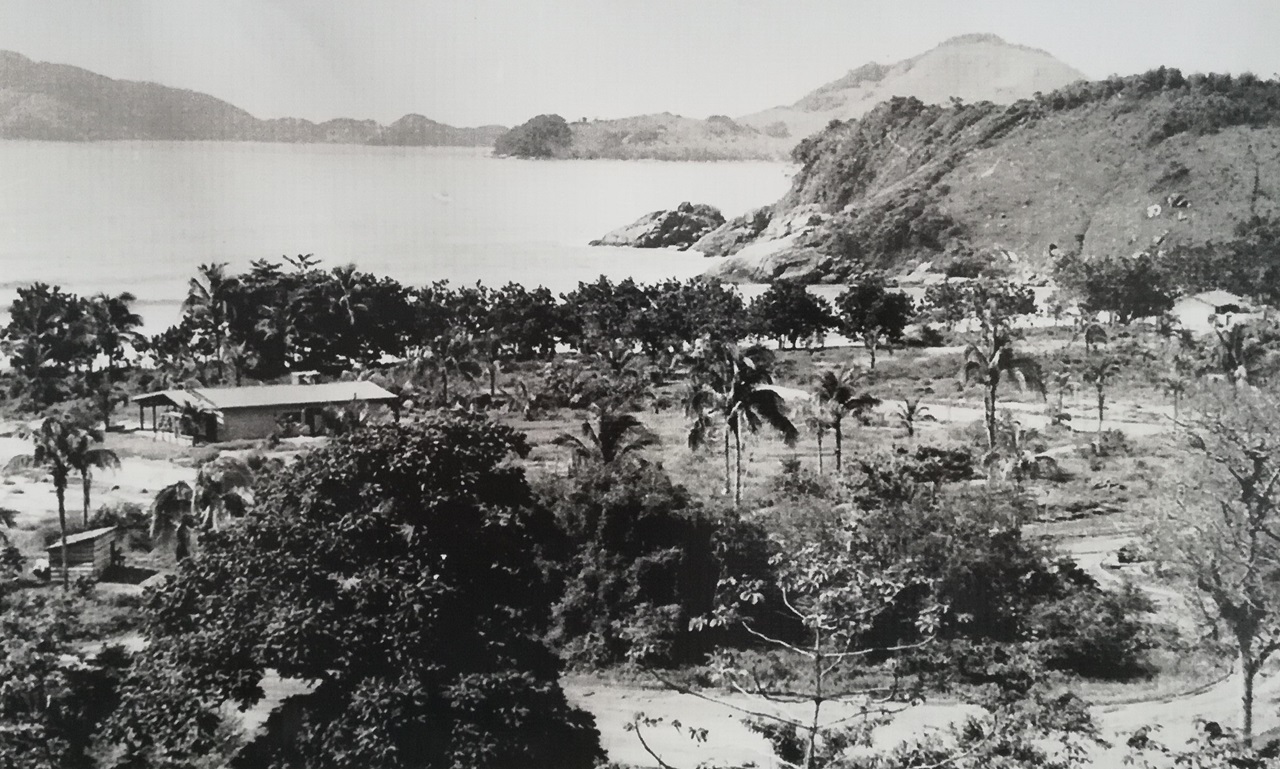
[66, 428, 121, 527]
[1081, 356, 1123, 436]
[88, 291, 145, 427]
[148, 481, 195, 560]
[1153, 384, 1280, 745]
[182, 263, 238, 383]
[746, 281, 836, 350]
[835, 275, 916, 370]
[6, 417, 78, 589]
[192, 455, 254, 531]
[813, 369, 880, 472]
[961, 307, 1046, 451]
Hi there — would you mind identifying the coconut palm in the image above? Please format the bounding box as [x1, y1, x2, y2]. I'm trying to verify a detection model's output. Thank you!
[89, 291, 145, 427]
[895, 398, 934, 439]
[682, 382, 730, 493]
[813, 369, 879, 473]
[686, 344, 802, 505]
[6, 417, 79, 589]
[183, 262, 238, 383]
[552, 405, 659, 470]
[149, 481, 196, 560]
[193, 456, 255, 531]
[66, 429, 121, 527]
[961, 332, 1046, 450]
[1082, 356, 1123, 435]
[804, 402, 831, 473]
[1049, 370, 1075, 426]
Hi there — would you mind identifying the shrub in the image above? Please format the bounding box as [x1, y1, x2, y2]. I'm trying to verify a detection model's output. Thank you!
[1031, 582, 1157, 679]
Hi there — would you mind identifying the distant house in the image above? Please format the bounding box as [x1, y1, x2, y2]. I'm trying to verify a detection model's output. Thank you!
[1171, 290, 1260, 335]
[133, 381, 398, 442]
[46, 526, 122, 579]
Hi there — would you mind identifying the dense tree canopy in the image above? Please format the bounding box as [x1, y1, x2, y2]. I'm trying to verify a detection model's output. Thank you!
[117, 415, 602, 769]
[747, 281, 836, 349]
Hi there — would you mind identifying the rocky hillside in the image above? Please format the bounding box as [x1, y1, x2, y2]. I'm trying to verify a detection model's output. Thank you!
[0, 50, 505, 144]
[697, 69, 1280, 282]
[738, 33, 1086, 140]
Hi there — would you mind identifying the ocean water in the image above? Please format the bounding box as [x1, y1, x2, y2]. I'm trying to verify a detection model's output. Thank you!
[0, 142, 793, 332]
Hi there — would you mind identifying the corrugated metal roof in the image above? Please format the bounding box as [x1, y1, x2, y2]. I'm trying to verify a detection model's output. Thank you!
[46, 526, 119, 550]
[133, 381, 396, 411]
[192, 381, 397, 410]
[132, 389, 208, 408]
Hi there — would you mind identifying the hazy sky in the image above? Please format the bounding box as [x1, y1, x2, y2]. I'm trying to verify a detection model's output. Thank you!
[3, 0, 1279, 126]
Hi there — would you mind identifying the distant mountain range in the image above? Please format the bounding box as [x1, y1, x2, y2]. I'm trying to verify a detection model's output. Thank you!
[0, 50, 505, 145]
[497, 34, 1088, 161]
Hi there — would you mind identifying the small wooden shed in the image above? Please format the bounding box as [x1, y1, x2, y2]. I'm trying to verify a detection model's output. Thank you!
[45, 526, 122, 579]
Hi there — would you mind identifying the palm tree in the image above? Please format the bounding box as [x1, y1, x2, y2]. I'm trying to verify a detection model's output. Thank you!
[193, 456, 255, 531]
[813, 369, 879, 473]
[682, 382, 730, 494]
[1049, 370, 1075, 426]
[1082, 356, 1123, 436]
[895, 398, 933, 439]
[89, 291, 144, 427]
[715, 346, 802, 507]
[1161, 372, 1190, 426]
[183, 263, 238, 382]
[552, 406, 659, 470]
[803, 402, 831, 473]
[961, 332, 1046, 450]
[66, 429, 121, 527]
[7, 417, 78, 589]
[149, 481, 195, 560]
[1210, 319, 1268, 386]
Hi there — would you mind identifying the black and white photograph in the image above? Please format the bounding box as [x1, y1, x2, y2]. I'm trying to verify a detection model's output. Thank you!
[2, 1, 1280, 766]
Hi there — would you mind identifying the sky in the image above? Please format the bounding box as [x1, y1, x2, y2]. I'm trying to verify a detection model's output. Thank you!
[3, 0, 1280, 127]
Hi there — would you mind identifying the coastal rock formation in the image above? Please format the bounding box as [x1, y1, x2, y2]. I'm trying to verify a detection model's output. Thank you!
[590, 203, 726, 250]
[691, 206, 773, 256]
[701, 70, 1280, 283]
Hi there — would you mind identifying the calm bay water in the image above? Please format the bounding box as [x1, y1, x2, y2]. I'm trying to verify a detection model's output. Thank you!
[0, 142, 793, 332]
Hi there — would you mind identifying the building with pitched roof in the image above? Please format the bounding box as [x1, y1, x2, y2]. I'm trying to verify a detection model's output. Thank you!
[133, 381, 398, 442]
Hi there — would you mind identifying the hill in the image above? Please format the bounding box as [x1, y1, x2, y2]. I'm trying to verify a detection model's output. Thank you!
[496, 34, 1085, 161]
[697, 69, 1280, 282]
[738, 33, 1087, 140]
[0, 50, 504, 145]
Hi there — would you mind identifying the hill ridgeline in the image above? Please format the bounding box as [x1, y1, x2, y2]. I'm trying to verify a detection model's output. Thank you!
[0, 50, 505, 145]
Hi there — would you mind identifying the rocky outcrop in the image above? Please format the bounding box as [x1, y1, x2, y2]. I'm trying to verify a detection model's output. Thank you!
[590, 202, 726, 250]
[691, 206, 773, 256]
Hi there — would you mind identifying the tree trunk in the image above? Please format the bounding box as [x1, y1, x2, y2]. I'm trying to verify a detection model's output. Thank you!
[723, 427, 731, 497]
[834, 421, 843, 474]
[985, 386, 998, 450]
[867, 336, 877, 371]
[441, 367, 450, 405]
[734, 428, 743, 509]
[1096, 389, 1105, 435]
[816, 430, 824, 474]
[82, 472, 91, 527]
[1243, 649, 1256, 746]
[56, 484, 68, 591]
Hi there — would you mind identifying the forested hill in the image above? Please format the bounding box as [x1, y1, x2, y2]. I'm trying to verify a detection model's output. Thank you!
[0, 51, 506, 144]
[699, 69, 1280, 283]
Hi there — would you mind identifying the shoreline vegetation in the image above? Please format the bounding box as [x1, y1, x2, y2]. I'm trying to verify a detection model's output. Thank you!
[2, 249, 1280, 765]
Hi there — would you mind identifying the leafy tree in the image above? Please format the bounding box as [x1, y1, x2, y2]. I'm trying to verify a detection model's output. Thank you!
[0, 593, 131, 769]
[543, 463, 719, 665]
[1153, 384, 1280, 745]
[560, 276, 649, 355]
[834, 275, 916, 369]
[924, 279, 1036, 329]
[813, 369, 879, 472]
[192, 455, 254, 532]
[0, 284, 95, 409]
[119, 415, 602, 768]
[746, 281, 836, 350]
[551, 405, 659, 469]
[1055, 250, 1177, 324]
